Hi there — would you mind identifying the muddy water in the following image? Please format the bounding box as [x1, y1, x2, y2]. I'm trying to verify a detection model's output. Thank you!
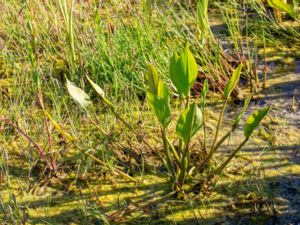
[232, 59, 300, 224]
[254, 60, 300, 127]
[259, 61, 299, 224]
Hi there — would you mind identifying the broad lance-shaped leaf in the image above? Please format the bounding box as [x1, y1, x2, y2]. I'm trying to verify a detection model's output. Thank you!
[170, 53, 187, 95]
[86, 76, 113, 107]
[147, 81, 171, 128]
[145, 64, 159, 94]
[224, 64, 243, 99]
[66, 79, 92, 109]
[169, 45, 198, 96]
[244, 106, 270, 138]
[176, 103, 203, 143]
[267, 0, 296, 19]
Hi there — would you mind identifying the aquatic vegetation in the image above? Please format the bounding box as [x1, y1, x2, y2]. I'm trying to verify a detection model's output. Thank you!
[145, 46, 270, 193]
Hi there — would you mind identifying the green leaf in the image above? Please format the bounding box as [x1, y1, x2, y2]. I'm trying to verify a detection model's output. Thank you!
[244, 106, 270, 138]
[170, 52, 186, 94]
[169, 45, 198, 96]
[267, 0, 296, 19]
[66, 79, 92, 109]
[176, 103, 203, 143]
[233, 96, 251, 126]
[147, 81, 171, 128]
[224, 64, 243, 98]
[86, 76, 113, 107]
[145, 64, 159, 94]
[145, 65, 171, 128]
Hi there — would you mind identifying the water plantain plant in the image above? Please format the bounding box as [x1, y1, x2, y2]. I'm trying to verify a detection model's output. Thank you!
[145, 45, 270, 194]
[60, 44, 270, 196]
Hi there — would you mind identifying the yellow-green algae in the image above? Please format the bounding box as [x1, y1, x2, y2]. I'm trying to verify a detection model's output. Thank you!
[1, 103, 299, 224]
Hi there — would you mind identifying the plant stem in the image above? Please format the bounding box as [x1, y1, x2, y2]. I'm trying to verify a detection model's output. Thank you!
[177, 93, 193, 187]
[211, 98, 228, 151]
[178, 139, 191, 187]
[161, 128, 176, 182]
[1, 118, 53, 170]
[165, 137, 181, 165]
[212, 137, 249, 178]
[38, 92, 56, 170]
[199, 124, 237, 171]
[201, 97, 207, 153]
[185, 94, 190, 109]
